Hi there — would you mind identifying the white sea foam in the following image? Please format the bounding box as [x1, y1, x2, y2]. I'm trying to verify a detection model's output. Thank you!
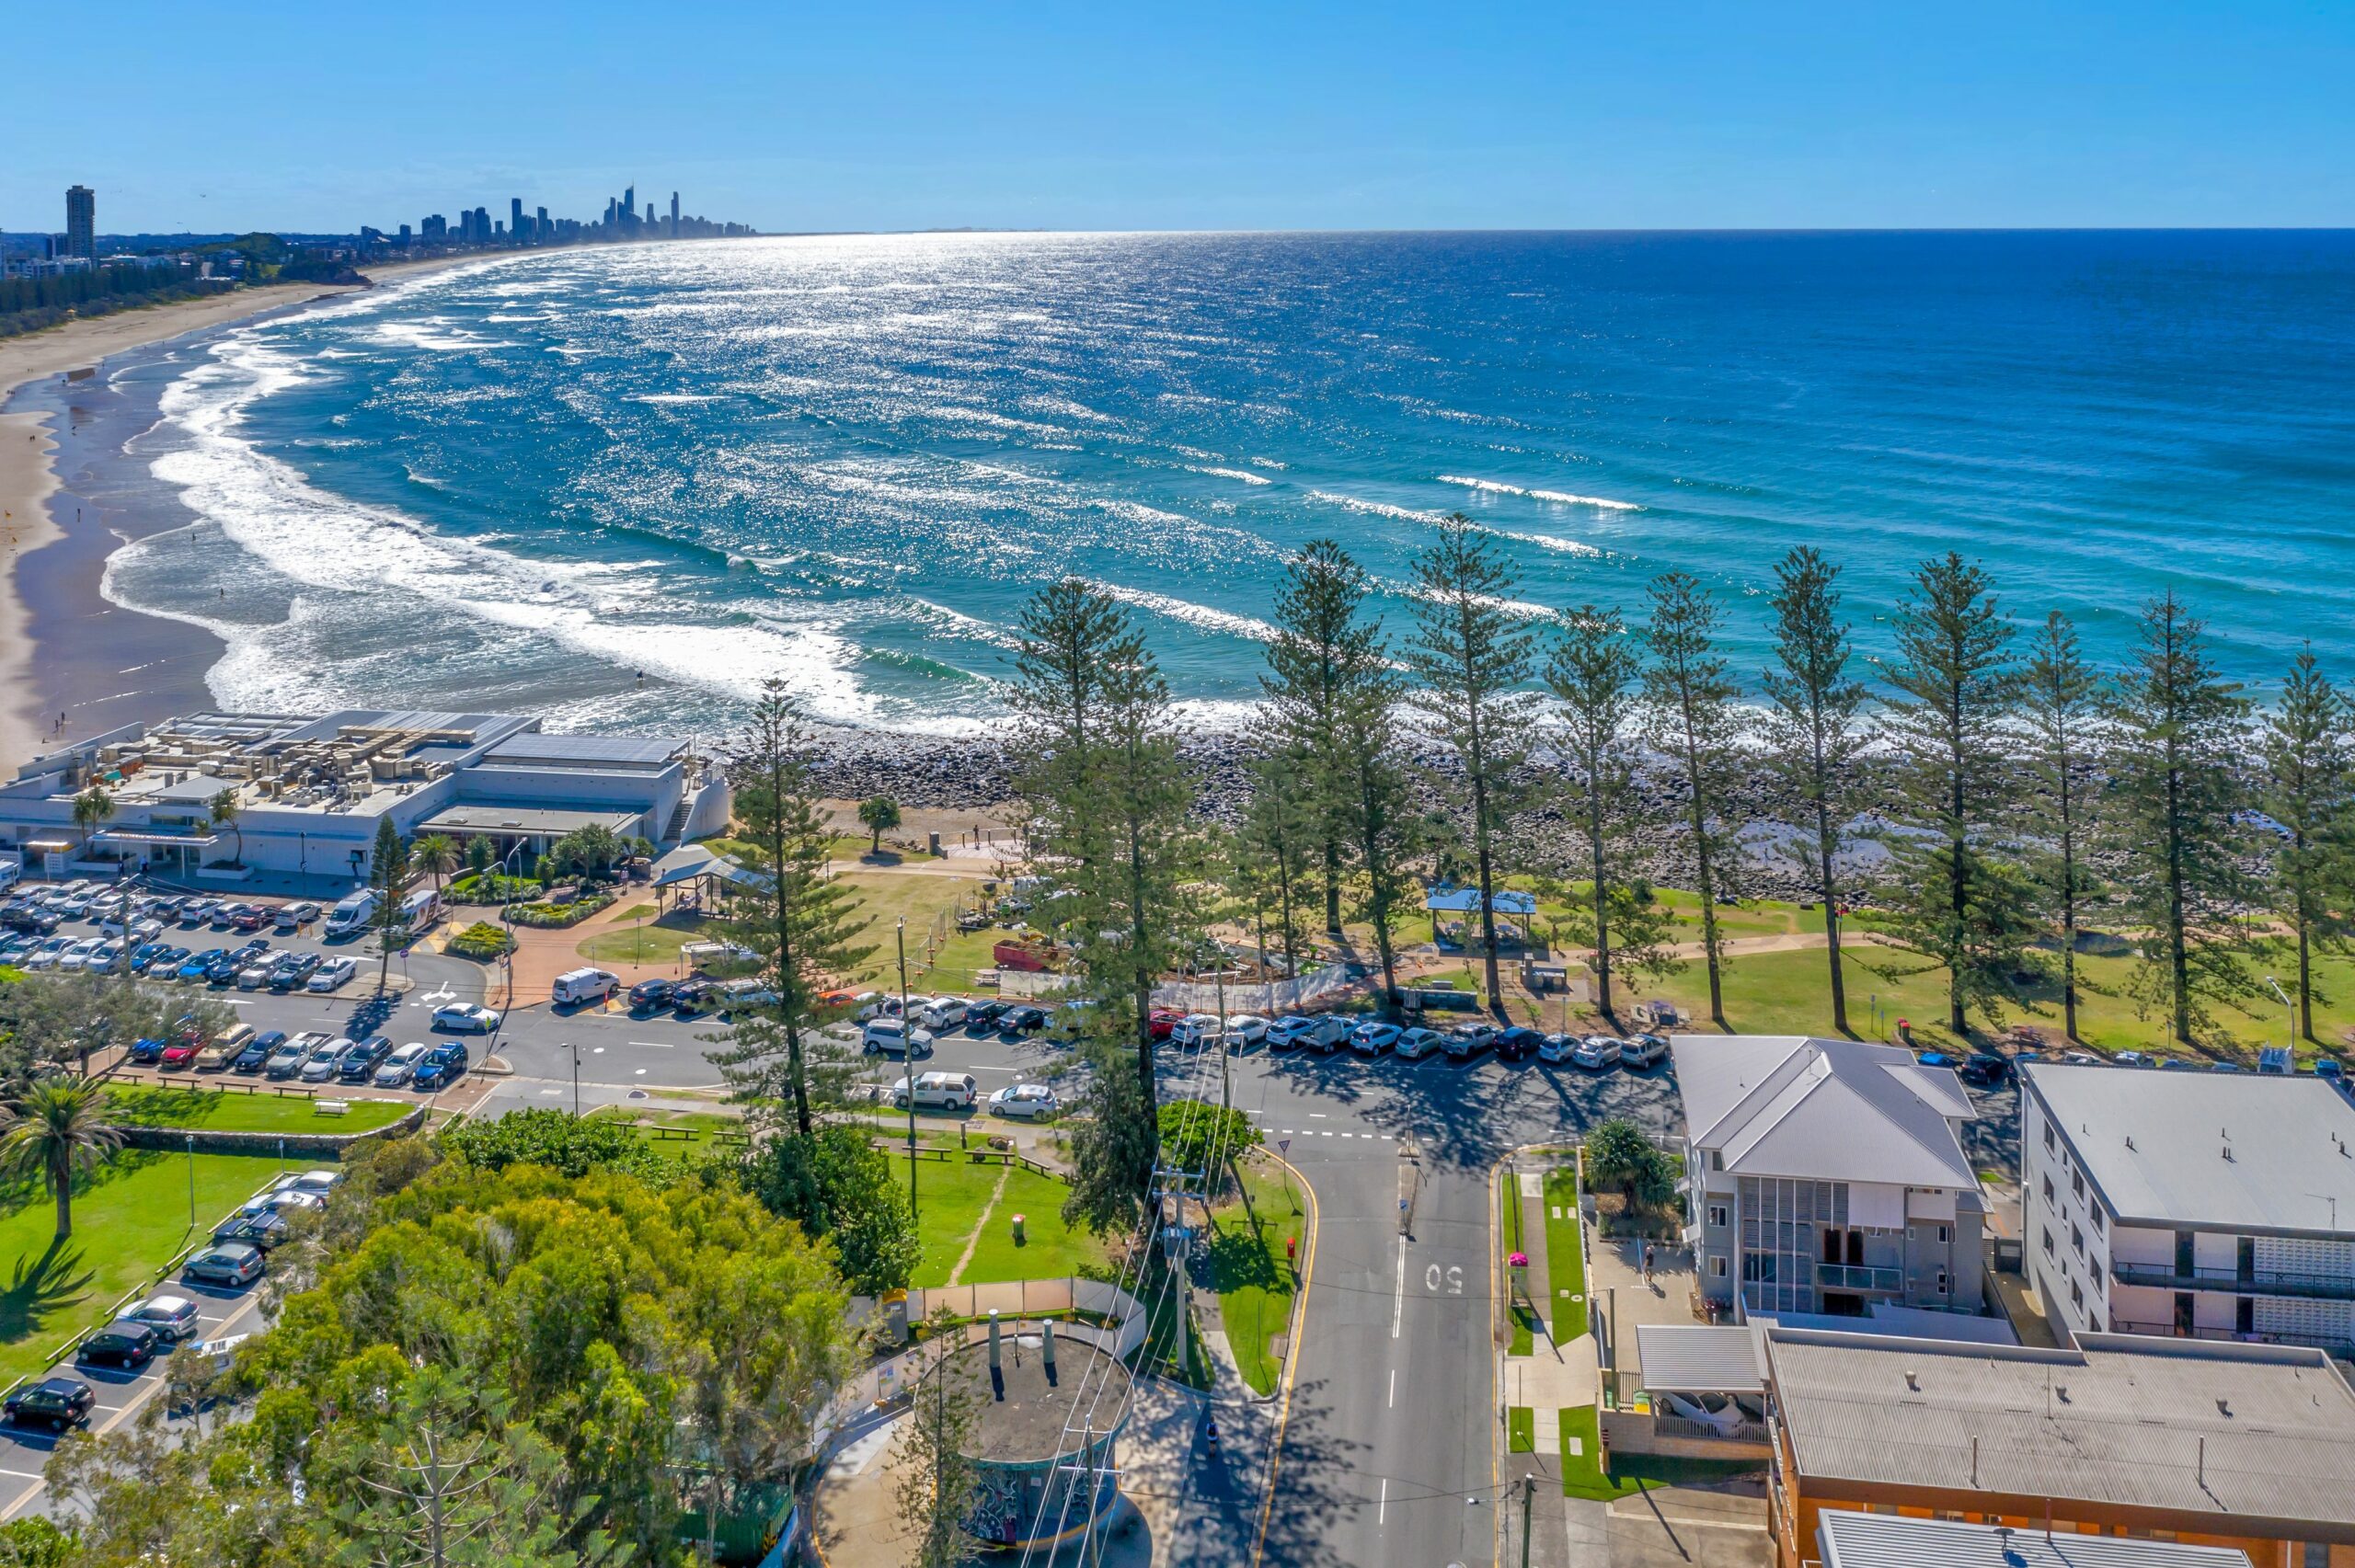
[1094, 583, 1281, 642]
[1188, 465, 1272, 486]
[1435, 475, 1639, 511]
[1247, 456, 1288, 471]
[1492, 529, 1602, 557]
[136, 329, 884, 726]
[368, 318, 517, 353]
[1305, 490, 1448, 524]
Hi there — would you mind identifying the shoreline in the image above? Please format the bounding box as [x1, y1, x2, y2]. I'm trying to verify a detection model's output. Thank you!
[0, 254, 491, 774]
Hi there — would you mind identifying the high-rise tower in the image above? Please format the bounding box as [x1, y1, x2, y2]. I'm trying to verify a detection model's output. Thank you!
[64, 186, 95, 261]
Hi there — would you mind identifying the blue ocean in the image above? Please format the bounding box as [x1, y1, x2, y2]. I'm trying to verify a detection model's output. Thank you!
[109, 230, 2355, 736]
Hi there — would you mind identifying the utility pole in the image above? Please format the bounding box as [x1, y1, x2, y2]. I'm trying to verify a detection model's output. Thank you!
[1157, 1162, 1204, 1380]
[569, 1040, 580, 1116]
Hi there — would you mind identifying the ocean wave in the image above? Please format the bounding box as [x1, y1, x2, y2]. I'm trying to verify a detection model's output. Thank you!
[1187, 465, 1273, 486]
[142, 330, 887, 727]
[1094, 583, 1281, 642]
[1491, 529, 1602, 557]
[369, 318, 518, 354]
[1436, 475, 1639, 511]
[1305, 490, 1449, 524]
[1247, 456, 1288, 471]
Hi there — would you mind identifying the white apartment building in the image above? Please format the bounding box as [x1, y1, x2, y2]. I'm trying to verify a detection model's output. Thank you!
[1673, 1036, 1989, 1322]
[2020, 1062, 2355, 1358]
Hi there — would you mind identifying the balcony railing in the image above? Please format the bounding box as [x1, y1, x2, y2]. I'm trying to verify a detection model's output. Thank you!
[1650, 1413, 1771, 1445]
[2110, 1262, 2355, 1301]
[2110, 1318, 2355, 1357]
[1816, 1263, 1902, 1292]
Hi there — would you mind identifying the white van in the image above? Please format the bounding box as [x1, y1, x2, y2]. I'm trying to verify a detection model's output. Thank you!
[892, 1071, 977, 1111]
[552, 967, 620, 1006]
[396, 887, 441, 936]
[861, 1020, 935, 1059]
[324, 888, 379, 938]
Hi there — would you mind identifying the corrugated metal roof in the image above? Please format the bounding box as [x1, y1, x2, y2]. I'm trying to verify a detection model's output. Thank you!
[1766, 1328, 2355, 1526]
[1818, 1510, 2252, 1568]
[2024, 1063, 2355, 1235]
[1673, 1036, 1977, 1188]
[484, 732, 685, 767]
[1635, 1325, 1762, 1393]
[421, 806, 639, 836]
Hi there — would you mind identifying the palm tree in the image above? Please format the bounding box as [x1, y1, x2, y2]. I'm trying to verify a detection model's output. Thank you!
[207, 787, 245, 867]
[70, 785, 113, 856]
[0, 1082, 122, 1241]
[412, 833, 459, 899]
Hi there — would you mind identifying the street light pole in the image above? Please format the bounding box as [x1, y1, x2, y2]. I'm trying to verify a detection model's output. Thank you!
[898, 916, 917, 1222]
[570, 1040, 580, 1116]
[2265, 976, 2293, 1057]
[185, 1132, 195, 1232]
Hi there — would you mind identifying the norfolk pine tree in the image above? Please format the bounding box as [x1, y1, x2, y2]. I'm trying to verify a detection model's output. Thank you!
[368, 817, 408, 998]
[2258, 646, 2355, 1043]
[1642, 572, 1743, 1028]
[1877, 553, 2034, 1034]
[1260, 540, 1384, 935]
[1011, 580, 1195, 1216]
[1545, 603, 1675, 1020]
[1330, 584, 1420, 1011]
[1237, 749, 1317, 978]
[2025, 612, 2104, 1042]
[715, 680, 877, 1136]
[1406, 514, 1539, 1010]
[1763, 547, 1869, 1036]
[2104, 591, 2256, 1045]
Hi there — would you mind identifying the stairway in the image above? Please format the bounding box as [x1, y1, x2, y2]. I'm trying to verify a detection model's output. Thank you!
[661, 798, 690, 844]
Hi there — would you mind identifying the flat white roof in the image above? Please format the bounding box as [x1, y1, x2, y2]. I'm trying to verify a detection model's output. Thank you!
[2024, 1063, 2355, 1236]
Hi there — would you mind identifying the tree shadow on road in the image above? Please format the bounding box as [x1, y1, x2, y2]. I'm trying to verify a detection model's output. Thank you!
[1251, 1374, 1368, 1568]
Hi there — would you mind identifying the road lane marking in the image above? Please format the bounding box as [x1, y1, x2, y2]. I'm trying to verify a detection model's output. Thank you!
[1392, 1234, 1406, 1338]
[626, 1040, 677, 1048]
[1377, 1477, 1387, 1525]
[0, 1469, 41, 1482]
[1387, 1367, 1396, 1408]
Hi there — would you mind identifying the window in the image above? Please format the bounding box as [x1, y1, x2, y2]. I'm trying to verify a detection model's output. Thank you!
[2072, 1170, 2085, 1201]
[1710, 1256, 1727, 1278]
[1936, 1224, 1950, 1245]
[2042, 1121, 2055, 1152]
[2043, 1227, 2055, 1256]
[1936, 1268, 1948, 1295]
[1710, 1150, 1723, 1172]
[2071, 1224, 2085, 1255]
[2041, 1175, 2055, 1207]
[2090, 1260, 2104, 1290]
[2090, 1206, 2104, 1236]
[2071, 1280, 2085, 1310]
[1707, 1204, 1728, 1229]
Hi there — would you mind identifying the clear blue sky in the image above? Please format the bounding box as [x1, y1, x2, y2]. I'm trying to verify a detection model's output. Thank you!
[12, 1, 2352, 235]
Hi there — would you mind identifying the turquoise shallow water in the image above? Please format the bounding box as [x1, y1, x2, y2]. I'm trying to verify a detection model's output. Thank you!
[105, 230, 2355, 734]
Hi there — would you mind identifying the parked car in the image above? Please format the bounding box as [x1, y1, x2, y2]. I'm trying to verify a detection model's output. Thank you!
[1223, 1014, 1273, 1047]
[988, 1082, 1060, 1119]
[123, 1294, 202, 1343]
[1538, 1033, 1579, 1064]
[861, 1020, 935, 1059]
[997, 1004, 1049, 1036]
[53, 938, 101, 973]
[413, 1042, 469, 1091]
[159, 1036, 205, 1070]
[268, 952, 321, 990]
[915, 996, 968, 1029]
[1618, 1034, 1671, 1070]
[964, 1000, 1011, 1032]
[552, 967, 619, 1006]
[232, 904, 273, 932]
[2114, 1050, 2157, 1069]
[234, 956, 277, 990]
[373, 1041, 431, 1087]
[1350, 1022, 1402, 1056]
[1571, 1035, 1623, 1070]
[177, 898, 218, 926]
[891, 1071, 978, 1111]
[277, 1168, 344, 1196]
[1494, 1026, 1545, 1062]
[1396, 1027, 1444, 1060]
[1268, 1015, 1348, 1052]
[275, 901, 322, 929]
[431, 1002, 501, 1033]
[5, 1378, 94, 1431]
[1443, 1023, 1498, 1060]
[213, 1209, 290, 1250]
[234, 1030, 284, 1074]
[129, 1036, 168, 1065]
[1146, 1006, 1184, 1040]
[306, 956, 357, 992]
[264, 1035, 316, 1080]
[79, 1321, 162, 1369]
[338, 1036, 394, 1082]
[1169, 1013, 1223, 1047]
[182, 1243, 265, 1288]
[1915, 1050, 1964, 1070]
[299, 1036, 351, 1082]
[627, 978, 676, 1012]
[21, 936, 69, 969]
[1959, 1052, 2011, 1086]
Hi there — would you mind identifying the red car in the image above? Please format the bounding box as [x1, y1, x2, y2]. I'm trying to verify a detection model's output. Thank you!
[1147, 1008, 1183, 1041]
[233, 904, 273, 931]
[158, 1036, 204, 1070]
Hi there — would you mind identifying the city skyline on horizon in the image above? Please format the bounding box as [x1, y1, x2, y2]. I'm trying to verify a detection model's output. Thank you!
[8, 0, 2353, 234]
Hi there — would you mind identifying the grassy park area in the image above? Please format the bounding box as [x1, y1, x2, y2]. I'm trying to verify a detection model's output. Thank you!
[1200, 1158, 1304, 1395]
[104, 1084, 413, 1135]
[0, 1150, 292, 1390]
[1544, 1167, 1587, 1341]
[886, 1150, 1109, 1288]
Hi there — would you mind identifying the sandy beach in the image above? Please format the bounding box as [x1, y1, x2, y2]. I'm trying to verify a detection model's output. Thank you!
[0, 254, 489, 774]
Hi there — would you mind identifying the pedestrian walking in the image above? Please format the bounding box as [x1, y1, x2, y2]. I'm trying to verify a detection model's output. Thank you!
[1642, 1242, 1655, 1287]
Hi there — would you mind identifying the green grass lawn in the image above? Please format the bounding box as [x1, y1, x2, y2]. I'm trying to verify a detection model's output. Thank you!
[1559, 1406, 1644, 1501]
[1501, 1174, 1536, 1356]
[833, 875, 995, 988]
[1544, 1168, 1588, 1342]
[0, 1151, 291, 1391]
[576, 910, 713, 967]
[1508, 1406, 1534, 1453]
[104, 1084, 413, 1135]
[884, 1151, 1107, 1288]
[1200, 1161, 1304, 1395]
[1642, 936, 2355, 1065]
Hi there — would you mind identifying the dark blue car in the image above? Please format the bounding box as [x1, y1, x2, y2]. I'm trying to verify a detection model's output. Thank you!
[413, 1042, 469, 1091]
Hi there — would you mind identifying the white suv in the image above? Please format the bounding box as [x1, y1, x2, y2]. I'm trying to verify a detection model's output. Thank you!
[1396, 1027, 1444, 1060]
